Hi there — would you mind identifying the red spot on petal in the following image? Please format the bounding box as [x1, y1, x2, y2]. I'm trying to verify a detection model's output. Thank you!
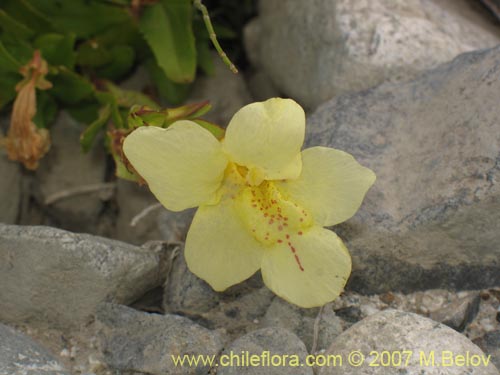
[286, 234, 290, 239]
[277, 239, 283, 243]
[278, 225, 283, 231]
[298, 231, 303, 235]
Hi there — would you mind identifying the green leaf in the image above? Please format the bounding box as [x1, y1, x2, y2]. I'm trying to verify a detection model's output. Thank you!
[0, 34, 34, 65]
[80, 104, 111, 152]
[0, 40, 22, 73]
[24, 0, 130, 38]
[105, 81, 158, 109]
[0, 9, 35, 39]
[139, 0, 196, 83]
[0, 72, 18, 110]
[0, 0, 52, 33]
[76, 41, 112, 68]
[96, 45, 135, 80]
[49, 68, 94, 104]
[145, 59, 191, 105]
[33, 91, 57, 129]
[34, 33, 76, 69]
[66, 101, 100, 124]
[95, 91, 123, 129]
[192, 119, 225, 140]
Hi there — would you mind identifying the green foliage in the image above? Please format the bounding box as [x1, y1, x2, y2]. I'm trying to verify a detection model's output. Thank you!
[0, 0, 239, 177]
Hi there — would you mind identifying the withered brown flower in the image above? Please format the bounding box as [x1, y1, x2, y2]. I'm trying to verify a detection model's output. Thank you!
[2, 50, 52, 170]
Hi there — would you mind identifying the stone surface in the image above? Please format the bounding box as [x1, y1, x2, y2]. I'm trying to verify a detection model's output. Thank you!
[306, 45, 500, 293]
[247, 0, 500, 108]
[35, 111, 107, 233]
[319, 310, 499, 375]
[0, 151, 22, 224]
[218, 327, 313, 375]
[0, 224, 166, 329]
[96, 303, 226, 375]
[260, 299, 343, 351]
[430, 292, 481, 331]
[474, 331, 500, 371]
[0, 323, 70, 375]
[113, 179, 165, 245]
[189, 52, 252, 126]
[157, 208, 196, 243]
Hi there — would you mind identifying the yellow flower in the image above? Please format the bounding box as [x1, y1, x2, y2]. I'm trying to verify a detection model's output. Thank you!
[123, 98, 375, 307]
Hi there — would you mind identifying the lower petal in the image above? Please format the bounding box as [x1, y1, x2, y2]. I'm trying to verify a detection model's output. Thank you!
[185, 198, 265, 291]
[261, 226, 351, 308]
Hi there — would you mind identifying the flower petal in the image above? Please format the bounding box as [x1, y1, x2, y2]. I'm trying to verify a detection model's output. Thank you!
[277, 147, 376, 226]
[185, 198, 265, 291]
[223, 98, 305, 182]
[123, 121, 228, 211]
[261, 227, 351, 308]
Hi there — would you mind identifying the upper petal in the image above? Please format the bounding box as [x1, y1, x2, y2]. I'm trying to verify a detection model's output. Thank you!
[185, 197, 265, 291]
[223, 98, 305, 182]
[123, 121, 228, 211]
[276, 147, 376, 227]
[261, 226, 351, 308]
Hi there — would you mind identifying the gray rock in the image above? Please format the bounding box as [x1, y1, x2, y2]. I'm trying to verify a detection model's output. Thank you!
[306, 45, 500, 293]
[157, 207, 196, 243]
[247, 0, 500, 109]
[189, 52, 252, 126]
[319, 310, 499, 375]
[430, 292, 481, 331]
[0, 224, 166, 329]
[96, 303, 225, 375]
[0, 151, 22, 224]
[218, 327, 313, 375]
[246, 70, 281, 102]
[474, 331, 500, 371]
[114, 179, 164, 245]
[35, 111, 107, 233]
[0, 323, 70, 375]
[163, 247, 273, 334]
[163, 247, 220, 315]
[260, 299, 343, 352]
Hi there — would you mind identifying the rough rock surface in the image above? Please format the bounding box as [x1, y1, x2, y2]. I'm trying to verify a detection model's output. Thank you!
[0, 151, 22, 224]
[0, 224, 166, 329]
[306, 45, 500, 293]
[34, 111, 107, 233]
[218, 327, 313, 375]
[0, 323, 70, 375]
[260, 299, 343, 351]
[319, 310, 499, 375]
[96, 303, 226, 375]
[246, 0, 500, 108]
[474, 331, 500, 371]
[113, 179, 164, 245]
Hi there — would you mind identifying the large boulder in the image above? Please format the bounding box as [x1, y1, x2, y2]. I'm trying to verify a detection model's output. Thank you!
[0, 224, 166, 329]
[306, 45, 500, 293]
[319, 310, 499, 375]
[246, 0, 500, 108]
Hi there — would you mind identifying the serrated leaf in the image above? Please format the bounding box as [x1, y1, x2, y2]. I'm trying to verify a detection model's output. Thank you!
[145, 59, 191, 105]
[80, 104, 111, 152]
[0, 9, 35, 39]
[34, 33, 76, 69]
[139, 0, 196, 83]
[49, 68, 94, 104]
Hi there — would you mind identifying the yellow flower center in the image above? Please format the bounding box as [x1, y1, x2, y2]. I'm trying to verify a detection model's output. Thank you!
[218, 163, 313, 271]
